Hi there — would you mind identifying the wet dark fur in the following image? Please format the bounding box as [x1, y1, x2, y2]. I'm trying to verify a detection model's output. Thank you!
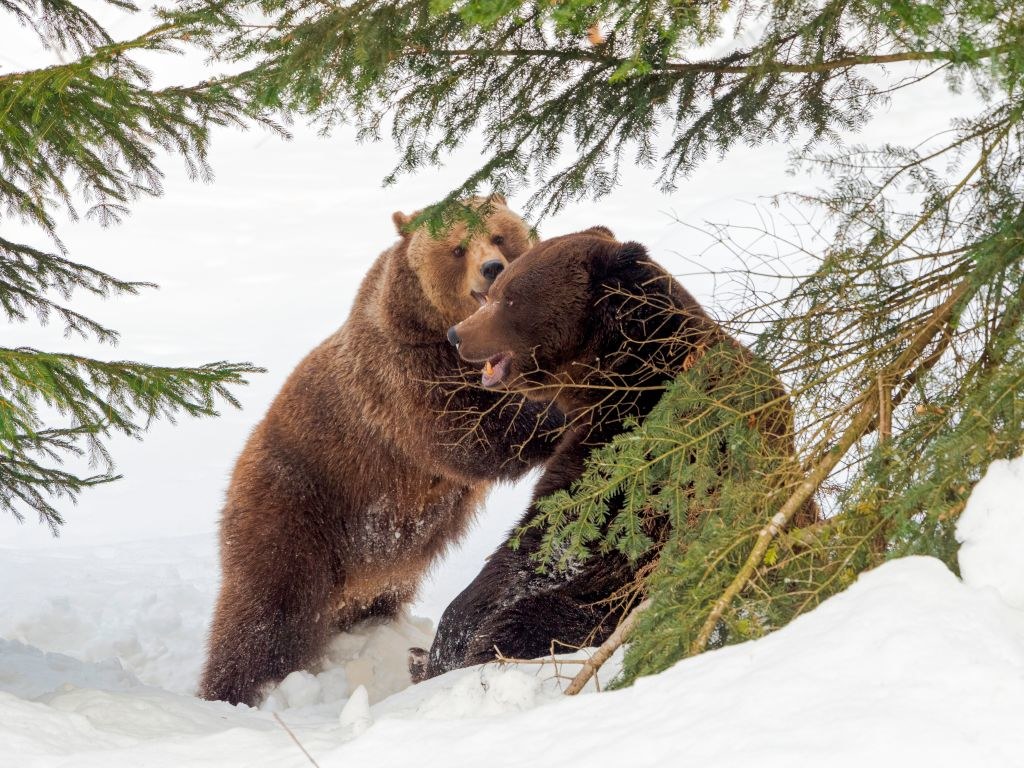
[415, 230, 810, 680]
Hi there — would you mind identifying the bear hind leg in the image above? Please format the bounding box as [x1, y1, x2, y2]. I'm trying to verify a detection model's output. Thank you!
[199, 565, 336, 707]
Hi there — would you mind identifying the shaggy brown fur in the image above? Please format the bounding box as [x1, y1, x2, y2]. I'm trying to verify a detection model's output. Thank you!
[415, 228, 815, 680]
[198, 197, 563, 706]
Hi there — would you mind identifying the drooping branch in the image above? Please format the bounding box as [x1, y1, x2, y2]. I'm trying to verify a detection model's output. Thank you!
[689, 277, 974, 655]
[429, 43, 1015, 78]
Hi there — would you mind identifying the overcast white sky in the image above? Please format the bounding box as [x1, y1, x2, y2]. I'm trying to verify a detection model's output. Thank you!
[0, 11, 983, 616]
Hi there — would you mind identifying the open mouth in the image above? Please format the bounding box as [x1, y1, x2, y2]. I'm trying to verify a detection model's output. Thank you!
[481, 352, 513, 387]
[470, 290, 488, 307]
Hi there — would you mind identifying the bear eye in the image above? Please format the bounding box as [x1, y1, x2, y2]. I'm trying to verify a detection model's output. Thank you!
[491, 235, 505, 246]
[452, 245, 466, 258]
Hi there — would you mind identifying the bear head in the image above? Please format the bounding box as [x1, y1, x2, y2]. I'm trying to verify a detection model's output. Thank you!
[383, 195, 536, 342]
[447, 227, 656, 406]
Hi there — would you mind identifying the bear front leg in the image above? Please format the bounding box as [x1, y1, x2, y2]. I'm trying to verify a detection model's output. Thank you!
[421, 569, 610, 680]
[463, 590, 609, 667]
[199, 561, 336, 707]
[482, 397, 566, 477]
[419, 550, 518, 680]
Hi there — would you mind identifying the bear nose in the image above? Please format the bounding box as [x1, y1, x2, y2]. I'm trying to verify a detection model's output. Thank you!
[480, 260, 505, 283]
[447, 326, 461, 348]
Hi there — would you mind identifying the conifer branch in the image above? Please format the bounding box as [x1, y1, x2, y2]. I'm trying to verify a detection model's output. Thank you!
[689, 278, 973, 655]
[429, 42, 1015, 77]
[171, 0, 1024, 216]
[1, 3, 271, 531]
[0, 346, 263, 529]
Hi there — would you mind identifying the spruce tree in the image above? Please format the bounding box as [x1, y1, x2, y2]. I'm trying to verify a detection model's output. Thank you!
[176, 0, 1021, 219]
[1, 3, 269, 533]
[167, 0, 1024, 681]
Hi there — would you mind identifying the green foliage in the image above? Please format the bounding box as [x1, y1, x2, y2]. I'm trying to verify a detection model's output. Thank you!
[518, 341, 813, 682]
[1, 4, 268, 532]
[522, 343, 792, 574]
[521, 81, 1024, 683]
[173, 0, 1024, 220]
[0, 349, 258, 533]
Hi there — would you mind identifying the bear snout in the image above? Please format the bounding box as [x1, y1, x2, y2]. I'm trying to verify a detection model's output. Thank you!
[447, 325, 461, 348]
[480, 259, 505, 283]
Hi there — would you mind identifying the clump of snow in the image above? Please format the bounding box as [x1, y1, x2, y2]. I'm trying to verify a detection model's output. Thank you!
[261, 613, 433, 714]
[3, 455, 1024, 766]
[0, 536, 433, 711]
[414, 666, 542, 720]
[339, 684, 372, 739]
[0, 640, 139, 701]
[956, 456, 1024, 609]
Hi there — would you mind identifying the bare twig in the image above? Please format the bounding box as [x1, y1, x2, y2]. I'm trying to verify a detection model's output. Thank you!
[565, 598, 652, 695]
[877, 373, 891, 442]
[273, 713, 321, 768]
[493, 649, 588, 665]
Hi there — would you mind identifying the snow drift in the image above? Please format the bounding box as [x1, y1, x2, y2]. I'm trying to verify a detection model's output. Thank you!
[2, 456, 1023, 767]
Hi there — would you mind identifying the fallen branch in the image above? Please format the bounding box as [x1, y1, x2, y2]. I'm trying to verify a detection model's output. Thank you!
[493, 650, 589, 665]
[565, 598, 652, 695]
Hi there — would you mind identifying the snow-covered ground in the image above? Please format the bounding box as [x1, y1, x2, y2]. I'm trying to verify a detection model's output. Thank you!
[2, 455, 1023, 766]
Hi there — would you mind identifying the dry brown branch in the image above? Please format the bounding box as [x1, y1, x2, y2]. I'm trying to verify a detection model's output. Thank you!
[565, 598, 652, 695]
[877, 374, 891, 442]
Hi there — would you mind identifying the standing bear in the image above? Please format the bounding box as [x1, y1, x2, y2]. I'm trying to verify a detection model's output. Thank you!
[415, 227, 815, 679]
[199, 197, 563, 706]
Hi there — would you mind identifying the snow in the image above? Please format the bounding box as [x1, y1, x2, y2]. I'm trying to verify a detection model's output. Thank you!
[956, 457, 1024, 609]
[261, 616, 434, 714]
[2, 456, 1024, 766]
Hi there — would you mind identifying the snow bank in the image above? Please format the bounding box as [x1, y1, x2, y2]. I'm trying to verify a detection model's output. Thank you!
[956, 456, 1024, 609]
[0, 536, 217, 695]
[3, 456, 1024, 766]
[336, 555, 1024, 768]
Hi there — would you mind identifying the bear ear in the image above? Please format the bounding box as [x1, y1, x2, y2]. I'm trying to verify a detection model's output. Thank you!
[591, 239, 646, 277]
[392, 211, 412, 237]
[488, 193, 507, 207]
[581, 225, 616, 240]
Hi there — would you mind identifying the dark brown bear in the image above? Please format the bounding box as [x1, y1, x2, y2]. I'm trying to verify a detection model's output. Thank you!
[198, 197, 563, 706]
[414, 227, 814, 680]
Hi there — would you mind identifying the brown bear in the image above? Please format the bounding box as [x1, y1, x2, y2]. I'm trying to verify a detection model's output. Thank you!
[413, 227, 814, 680]
[198, 196, 564, 706]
